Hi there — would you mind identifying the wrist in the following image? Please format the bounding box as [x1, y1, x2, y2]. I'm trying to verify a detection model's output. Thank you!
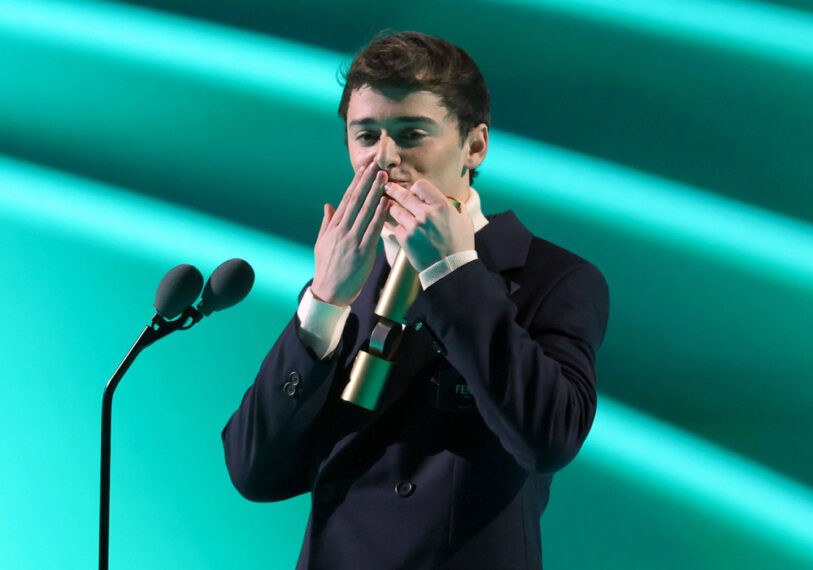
[310, 283, 350, 308]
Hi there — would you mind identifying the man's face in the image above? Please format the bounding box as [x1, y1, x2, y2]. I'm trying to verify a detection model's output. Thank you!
[345, 85, 478, 202]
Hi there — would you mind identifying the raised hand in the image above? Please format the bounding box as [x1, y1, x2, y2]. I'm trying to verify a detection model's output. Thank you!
[311, 162, 390, 307]
[384, 180, 474, 272]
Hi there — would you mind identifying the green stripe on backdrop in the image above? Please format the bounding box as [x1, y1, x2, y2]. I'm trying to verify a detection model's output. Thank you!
[0, 0, 342, 108]
[589, 399, 813, 562]
[2, 155, 812, 567]
[489, 0, 813, 65]
[0, 155, 313, 300]
[486, 132, 813, 291]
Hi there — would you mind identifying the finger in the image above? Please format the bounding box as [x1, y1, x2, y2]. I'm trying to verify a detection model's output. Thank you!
[384, 210, 414, 250]
[334, 162, 374, 223]
[342, 166, 384, 227]
[408, 179, 447, 207]
[388, 201, 417, 232]
[352, 170, 388, 238]
[360, 195, 390, 250]
[388, 219, 408, 250]
[332, 163, 366, 223]
[321, 203, 334, 229]
[384, 181, 427, 217]
[316, 205, 332, 243]
[338, 162, 380, 226]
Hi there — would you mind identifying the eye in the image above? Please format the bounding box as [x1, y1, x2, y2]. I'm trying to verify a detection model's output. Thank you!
[355, 131, 378, 145]
[398, 129, 427, 146]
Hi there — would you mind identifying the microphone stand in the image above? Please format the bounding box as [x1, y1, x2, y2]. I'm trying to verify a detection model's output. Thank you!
[99, 306, 202, 570]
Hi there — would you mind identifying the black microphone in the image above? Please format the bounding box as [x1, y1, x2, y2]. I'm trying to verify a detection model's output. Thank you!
[101, 262, 205, 570]
[196, 258, 255, 317]
[100, 259, 252, 570]
[154, 263, 204, 319]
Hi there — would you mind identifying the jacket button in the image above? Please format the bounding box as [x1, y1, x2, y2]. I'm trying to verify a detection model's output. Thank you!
[316, 484, 336, 503]
[283, 382, 297, 396]
[395, 481, 415, 497]
[288, 371, 301, 386]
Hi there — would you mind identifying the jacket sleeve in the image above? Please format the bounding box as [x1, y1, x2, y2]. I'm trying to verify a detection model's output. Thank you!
[405, 258, 609, 474]
[221, 314, 343, 502]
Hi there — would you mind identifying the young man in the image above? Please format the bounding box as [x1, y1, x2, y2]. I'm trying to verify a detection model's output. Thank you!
[222, 31, 609, 569]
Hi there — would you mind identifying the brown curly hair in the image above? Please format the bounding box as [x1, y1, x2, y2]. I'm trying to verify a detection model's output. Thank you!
[338, 31, 490, 183]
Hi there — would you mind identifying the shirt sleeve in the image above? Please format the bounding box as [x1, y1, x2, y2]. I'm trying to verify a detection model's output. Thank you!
[295, 286, 350, 360]
[419, 250, 478, 289]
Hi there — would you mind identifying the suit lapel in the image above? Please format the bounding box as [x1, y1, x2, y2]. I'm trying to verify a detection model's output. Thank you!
[475, 210, 533, 276]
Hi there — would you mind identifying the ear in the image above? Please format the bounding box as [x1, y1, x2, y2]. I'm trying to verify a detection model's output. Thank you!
[463, 123, 489, 170]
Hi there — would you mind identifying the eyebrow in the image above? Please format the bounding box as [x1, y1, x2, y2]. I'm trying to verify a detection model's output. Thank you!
[348, 115, 438, 129]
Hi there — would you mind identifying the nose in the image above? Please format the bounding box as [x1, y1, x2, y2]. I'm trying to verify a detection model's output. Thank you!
[374, 134, 400, 170]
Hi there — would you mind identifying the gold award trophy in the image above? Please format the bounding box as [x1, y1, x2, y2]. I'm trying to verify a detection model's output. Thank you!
[340, 248, 421, 411]
[341, 197, 461, 411]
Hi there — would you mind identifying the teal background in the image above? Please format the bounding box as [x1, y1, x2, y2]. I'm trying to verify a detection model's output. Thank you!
[1, 0, 812, 568]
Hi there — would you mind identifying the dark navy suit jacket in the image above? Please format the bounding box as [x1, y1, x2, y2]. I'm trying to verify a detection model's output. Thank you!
[222, 211, 610, 569]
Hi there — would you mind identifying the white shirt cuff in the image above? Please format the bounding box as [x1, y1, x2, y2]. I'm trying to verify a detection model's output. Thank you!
[419, 250, 478, 289]
[295, 287, 350, 360]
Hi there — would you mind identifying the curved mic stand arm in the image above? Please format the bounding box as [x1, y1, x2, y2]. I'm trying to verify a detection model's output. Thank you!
[99, 306, 202, 570]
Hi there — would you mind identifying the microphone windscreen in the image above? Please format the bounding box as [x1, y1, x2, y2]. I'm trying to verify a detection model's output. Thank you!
[154, 264, 204, 319]
[198, 259, 255, 316]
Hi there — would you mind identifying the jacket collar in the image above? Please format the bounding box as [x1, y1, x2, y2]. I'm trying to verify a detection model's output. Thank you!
[475, 210, 534, 274]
